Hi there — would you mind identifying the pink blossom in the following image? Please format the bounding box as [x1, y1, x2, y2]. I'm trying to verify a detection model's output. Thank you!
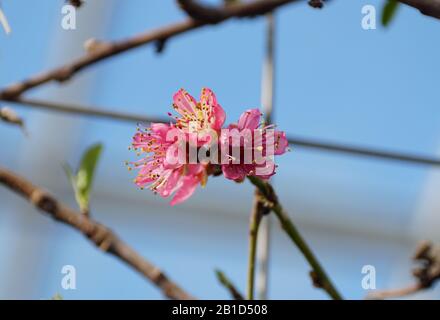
[129, 122, 207, 206]
[172, 88, 225, 133]
[129, 89, 289, 205]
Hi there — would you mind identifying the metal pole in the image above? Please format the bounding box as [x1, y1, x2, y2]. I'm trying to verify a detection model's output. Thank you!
[256, 12, 276, 300]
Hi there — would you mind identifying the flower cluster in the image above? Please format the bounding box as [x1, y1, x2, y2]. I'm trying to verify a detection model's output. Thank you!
[128, 88, 288, 205]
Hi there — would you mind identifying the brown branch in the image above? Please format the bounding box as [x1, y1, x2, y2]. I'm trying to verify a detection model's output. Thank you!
[0, 0, 301, 100]
[67, 0, 83, 8]
[247, 187, 272, 300]
[308, 0, 324, 9]
[177, 0, 440, 22]
[177, 0, 298, 22]
[0, 0, 438, 100]
[0, 166, 194, 300]
[177, 0, 230, 23]
[367, 283, 423, 300]
[247, 191, 267, 300]
[0, 20, 199, 100]
[398, 0, 440, 19]
[367, 241, 440, 299]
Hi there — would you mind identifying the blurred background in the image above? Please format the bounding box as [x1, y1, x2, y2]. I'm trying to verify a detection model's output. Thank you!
[1, 0, 440, 299]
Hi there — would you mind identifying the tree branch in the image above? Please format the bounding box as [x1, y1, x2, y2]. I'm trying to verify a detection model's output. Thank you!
[176, 0, 229, 23]
[0, 0, 438, 100]
[0, 166, 194, 300]
[247, 176, 343, 300]
[4, 97, 166, 124]
[0, 20, 199, 100]
[177, 0, 296, 23]
[398, 0, 440, 19]
[67, 0, 84, 8]
[0, 0, 302, 100]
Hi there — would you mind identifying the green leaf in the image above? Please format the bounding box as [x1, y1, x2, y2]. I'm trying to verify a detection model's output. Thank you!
[382, 0, 400, 27]
[62, 162, 77, 194]
[63, 143, 103, 215]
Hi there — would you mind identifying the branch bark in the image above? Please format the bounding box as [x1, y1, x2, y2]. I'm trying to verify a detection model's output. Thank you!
[177, 0, 296, 23]
[0, 0, 438, 100]
[247, 191, 268, 300]
[0, 166, 194, 300]
[367, 283, 423, 299]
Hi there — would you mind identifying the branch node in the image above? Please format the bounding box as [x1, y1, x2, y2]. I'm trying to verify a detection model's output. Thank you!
[54, 67, 74, 82]
[154, 38, 168, 54]
[309, 270, 324, 288]
[30, 189, 58, 214]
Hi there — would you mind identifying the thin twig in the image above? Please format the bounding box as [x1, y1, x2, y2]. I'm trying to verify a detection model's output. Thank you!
[177, 0, 296, 23]
[177, 0, 230, 22]
[0, 166, 194, 300]
[4, 97, 166, 124]
[0, 0, 302, 99]
[0, 20, 199, 99]
[215, 269, 245, 300]
[68, 0, 83, 8]
[367, 283, 423, 299]
[398, 0, 440, 19]
[367, 241, 440, 299]
[178, 0, 440, 21]
[247, 176, 343, 300]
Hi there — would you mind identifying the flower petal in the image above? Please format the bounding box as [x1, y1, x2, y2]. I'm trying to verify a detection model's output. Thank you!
[274, 131, 289, 155]
[150, 123, 170, 139]
[222, 164, 248, 182]
[161, 169, 182, 197]
[170, 175, 199, 205]
[238, 109, 261, 130]
[173, 89, 197, 115]
[200, 88, 225, 130]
